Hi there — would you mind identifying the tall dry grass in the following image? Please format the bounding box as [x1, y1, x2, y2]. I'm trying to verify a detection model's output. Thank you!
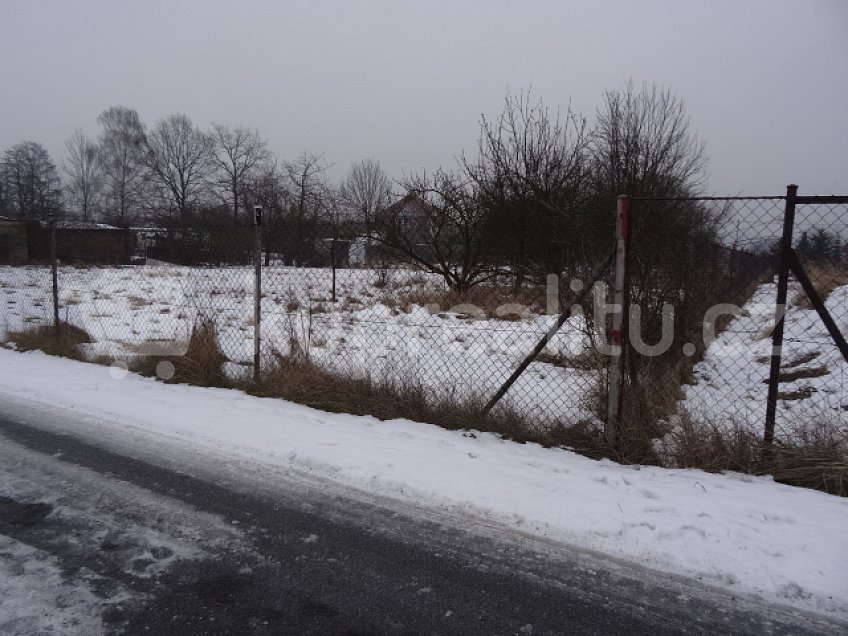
[5, 322, 92, 360]
[5, 314, 844, 496]
[657, 410, 848, 496]
[794, 263, 848, 309]
[248, 351, 612, 454]
[129, 319, 228, 387]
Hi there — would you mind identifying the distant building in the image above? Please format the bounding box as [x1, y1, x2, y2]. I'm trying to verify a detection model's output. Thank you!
[373, 193, 437, 264]
[0, 217, 135, 265]
[376, 193, 434, 230]
[0, 218, 32, 264]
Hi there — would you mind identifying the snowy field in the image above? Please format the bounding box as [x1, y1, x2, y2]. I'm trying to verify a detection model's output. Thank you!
[0, 264, 601, 426]
[0, 349, 845, 620]
[681, 278, 848, 441]
[3, 263, 847, 440]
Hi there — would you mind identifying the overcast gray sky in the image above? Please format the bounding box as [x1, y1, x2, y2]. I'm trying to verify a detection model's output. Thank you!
[1, 0, 845, 195]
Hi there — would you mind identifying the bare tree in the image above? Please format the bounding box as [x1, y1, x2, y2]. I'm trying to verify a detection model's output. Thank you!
[592, 81, 707, 198]
[340, 159, 392, 261]
[0, 141, 62, 220]
[97, 106, 149, 225]
[145, 113, 213, 224]
[592, 82, 719, 391]
[320, 187, 347, 301]
[464, 91, 592, 280]
[374, 92, 591, 291]
[280, 152, 331, 265]
[63, 129, 102, 221]
[376, 170, 492, 293]
[209, 124, 271, 225]
[245, 162, 289, 265]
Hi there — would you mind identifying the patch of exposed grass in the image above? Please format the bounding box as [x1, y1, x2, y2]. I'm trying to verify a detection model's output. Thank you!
[777, 387, 816, 401]
[793, 264, 848, 309]
[781, 351, 819, 369]
[387, 283, 551, 321]
[245, 353, 610, 454]
[5, 322, 92, 360]
[659, 411, 848, 496]
[129, 320, 228, 387]
[767, 365, 830, 383]
[536, 346, 605, 372]
[126, 294, 153, 310]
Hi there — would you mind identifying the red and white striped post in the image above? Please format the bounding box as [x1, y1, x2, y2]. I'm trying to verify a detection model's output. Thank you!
[606, 195, 630, 446]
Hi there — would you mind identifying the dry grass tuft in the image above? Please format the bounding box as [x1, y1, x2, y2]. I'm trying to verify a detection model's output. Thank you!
[658, 414, 763, 474]
[536, 345, 605, 372]
[794, 264, 848, 309]
[246, 352, 607, 450]
[766, 421, 848, 496]
[659, 411, 848, 496]
[6, 322, 92, 360]
[769, 365, 829, 383]
[130, 320, 228, 387]
[388, 283, 550, 320]
[776, 387, 816, 401]
[770, 460, 848, 496]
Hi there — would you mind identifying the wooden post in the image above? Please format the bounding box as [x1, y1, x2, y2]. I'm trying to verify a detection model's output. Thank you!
[606, 195, 630, 446]
[253, 206, 263, 383]
[764, 184, 798, 447]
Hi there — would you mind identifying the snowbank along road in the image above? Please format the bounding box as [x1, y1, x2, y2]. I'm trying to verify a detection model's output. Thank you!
[0, 350, 845, 633]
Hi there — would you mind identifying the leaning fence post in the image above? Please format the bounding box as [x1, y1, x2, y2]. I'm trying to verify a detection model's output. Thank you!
[764, 184, 798, 448]
[482, 249, 615, 416]
[606, 195, 630, 446]
[48, 212, 60, 335]
[253, 205, 263, 383]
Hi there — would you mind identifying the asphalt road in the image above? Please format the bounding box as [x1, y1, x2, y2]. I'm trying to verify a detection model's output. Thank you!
[0, 407, 840, 635]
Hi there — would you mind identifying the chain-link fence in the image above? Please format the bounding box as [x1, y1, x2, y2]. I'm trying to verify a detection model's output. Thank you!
[628, 191, 848, 450]
[0, 218, 608, 429]
[1, 189, 846, 455]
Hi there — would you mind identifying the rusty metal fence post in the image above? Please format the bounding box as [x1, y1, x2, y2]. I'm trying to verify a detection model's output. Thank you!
[253, 205, 263, 383]
[764, 184, 798, 447]
[606, 195, 630, 446]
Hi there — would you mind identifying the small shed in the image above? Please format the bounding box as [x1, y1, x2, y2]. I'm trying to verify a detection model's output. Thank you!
[0, 218, 136, 264]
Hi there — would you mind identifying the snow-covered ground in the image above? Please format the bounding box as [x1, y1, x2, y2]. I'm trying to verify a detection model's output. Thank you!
[0, 535, 107, 635]
[0, 348, 845, 619]
[681, 278, 848, 440]
[0, 264, 601, 426]
[2, 262, 845, 442]
[0, 414, 250, 635]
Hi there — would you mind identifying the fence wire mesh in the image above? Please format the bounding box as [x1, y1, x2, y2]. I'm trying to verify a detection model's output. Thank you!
[1, 192, 846, 452]
[629, 195, 848, 447]
[259, 261, 606, 427]
[0, 221, 609, 428]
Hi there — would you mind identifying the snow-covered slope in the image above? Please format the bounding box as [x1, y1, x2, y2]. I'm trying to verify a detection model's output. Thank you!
[682, 278, 848, 440]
